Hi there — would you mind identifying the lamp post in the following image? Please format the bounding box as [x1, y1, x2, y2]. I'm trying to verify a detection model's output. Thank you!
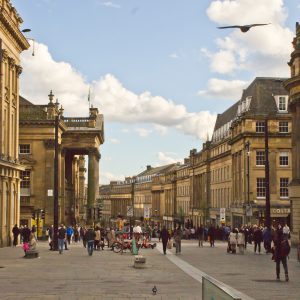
[245, 141, 251, 224]
[53, 113, 60, 250]
[264, 118, 271, 229]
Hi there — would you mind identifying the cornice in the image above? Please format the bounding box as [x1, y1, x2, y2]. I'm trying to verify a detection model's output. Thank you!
[0, 7, 30, 51]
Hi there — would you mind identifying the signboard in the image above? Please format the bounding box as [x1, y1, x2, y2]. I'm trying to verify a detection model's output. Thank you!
[246, 205, 252, 217]
[144, 205, 151, 219]
[47, 189, 53, 197]
[220, 208, 226, 222]
[127, 205, 133, 217]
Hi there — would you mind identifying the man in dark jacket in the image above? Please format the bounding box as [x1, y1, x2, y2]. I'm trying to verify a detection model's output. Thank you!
[208, 225, 215, 247]
[22, 225, 31, 243]
[273, 225, 289, 281]
[12, 224, 20, 246]
[85, 226, 96, 256]
[161, 226, 170, 255]
[253, 226, 263, 254]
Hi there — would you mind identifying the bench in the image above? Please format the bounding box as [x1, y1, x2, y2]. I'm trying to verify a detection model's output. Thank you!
[134, 255, 146, 268]
[24, 249, 39, 259]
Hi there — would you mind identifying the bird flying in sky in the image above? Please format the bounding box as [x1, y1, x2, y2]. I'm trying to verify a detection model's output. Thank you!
[217, 23, 271, 33]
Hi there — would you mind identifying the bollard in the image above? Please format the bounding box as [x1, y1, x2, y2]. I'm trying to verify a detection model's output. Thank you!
[133, 255, 146, 268]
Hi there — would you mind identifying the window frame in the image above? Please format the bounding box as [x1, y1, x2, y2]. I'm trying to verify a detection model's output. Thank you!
[256, 177, 266, 198]
[256, 121, 265, 133]
[279, 152, 289, 167]
[20, 169, 31, 188]
[256, 151, 265, 166]
[279, 178, 289, 199]
[279, 121, 289, 133]
[19, 144, 31, 154]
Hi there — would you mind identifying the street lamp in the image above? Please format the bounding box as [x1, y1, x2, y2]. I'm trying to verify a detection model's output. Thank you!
[245, 141, 251, 224]
[53, 97, 62, 250]
[264, 118, 271, 229]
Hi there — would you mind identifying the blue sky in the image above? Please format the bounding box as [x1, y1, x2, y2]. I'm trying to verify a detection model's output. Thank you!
[14, 0, 299, 183]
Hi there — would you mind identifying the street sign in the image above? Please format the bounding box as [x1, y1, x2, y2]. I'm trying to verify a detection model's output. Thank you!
[144, 205, 151, 219]
[246, 205, 253, 217]
[47, 189, 53, 197]
[220, 208, 226, 222]
[127, 205, 133, 217]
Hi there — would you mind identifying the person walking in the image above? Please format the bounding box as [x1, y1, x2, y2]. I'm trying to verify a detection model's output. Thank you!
[208, 224, 215, 247]
[228, 228, 238, 254]
[66, 226, 73, 245]
[263, 226, 272, 253]
[85, 226, 96, 256]
[57, 224, 66, 254]
[283, 223, 290, 240]
[94, 226, 101, 250]
[253, 225, 263, 254]
[174, 225, 183, 254]
[161, 226, 169, 255]
[197, 225, 204, 247]
[22, 225, 31, 244]
[12, 224, 20, 247]
[237, 229, 245, 254]
[273, 224, 290, 281]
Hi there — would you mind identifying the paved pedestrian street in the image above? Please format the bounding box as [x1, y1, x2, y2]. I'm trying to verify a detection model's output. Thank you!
[1, 240, 300, 299]
[166, 240, 300, 300]
[0, 241, 201, 300]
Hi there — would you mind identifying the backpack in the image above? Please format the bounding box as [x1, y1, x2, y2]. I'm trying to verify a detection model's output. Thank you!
[281, 239, 291, 257]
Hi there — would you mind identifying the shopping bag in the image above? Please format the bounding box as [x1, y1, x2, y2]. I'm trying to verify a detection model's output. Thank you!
[167, 240, 172, 249]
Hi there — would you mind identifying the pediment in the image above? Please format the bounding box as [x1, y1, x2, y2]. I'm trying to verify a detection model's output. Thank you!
[19, 155, 36, 165]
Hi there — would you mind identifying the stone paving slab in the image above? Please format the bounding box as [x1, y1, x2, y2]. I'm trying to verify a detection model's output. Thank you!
[0, 242, 202, 299]
[171, 240, 300, 300]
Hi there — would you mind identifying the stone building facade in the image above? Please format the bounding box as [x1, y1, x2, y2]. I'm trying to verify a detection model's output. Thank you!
[0, 0, 29, 247]
[99, 77, 292, 230]
[284, 22, 300, 243]
[19, 93, 104, 228]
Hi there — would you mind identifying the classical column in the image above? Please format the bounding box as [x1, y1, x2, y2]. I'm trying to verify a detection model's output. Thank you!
[87, 148, 100, 216]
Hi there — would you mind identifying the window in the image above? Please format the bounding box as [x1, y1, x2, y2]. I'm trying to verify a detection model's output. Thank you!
[256, 121, 265, 133]
[257, 178, 266, 198]
[279, 121, 288, 133]
[278, 96, 287, 112]
[279, 152, 289, 166]
[256, 151, 265, 166]
[19, 144, 31, 154]
[280, 178, 289, 198]
[20, 170, 31, 188]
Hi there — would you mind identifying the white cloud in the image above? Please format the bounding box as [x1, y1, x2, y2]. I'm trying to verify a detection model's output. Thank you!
[157, 152, 183, 165]
[135, 128, 152, 138]
[198, 78, 248, 100]
[205, 0, 293, 77]
[109, 138, 120, 144]
[100, 1, 121, 9]
[100, 171, 124, 184]
[121, 128, 130, 133]
[169, 52, 179, 59]
[20, 41, 216, 140]
[154, 124, 168, 135]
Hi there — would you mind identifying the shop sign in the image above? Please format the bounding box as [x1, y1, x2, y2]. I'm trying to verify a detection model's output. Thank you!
[246, 205, 253, 217]
[144, 205, 151, 219]
[271, 208, 290, 215]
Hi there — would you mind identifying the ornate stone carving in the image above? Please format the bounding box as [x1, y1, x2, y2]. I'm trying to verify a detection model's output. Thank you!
[2, 49, 8, 62]
[44, 139, 55, 149]
[15, 65, 22, 77]
[8, 56, 15, 68]
[88, 148, 101, 160]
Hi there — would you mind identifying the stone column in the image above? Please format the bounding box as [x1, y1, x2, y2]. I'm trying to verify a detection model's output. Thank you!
[87, 148, 100, 212]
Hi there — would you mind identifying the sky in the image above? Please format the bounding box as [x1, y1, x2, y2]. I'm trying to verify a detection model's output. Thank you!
[14, 0, 300, 184]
